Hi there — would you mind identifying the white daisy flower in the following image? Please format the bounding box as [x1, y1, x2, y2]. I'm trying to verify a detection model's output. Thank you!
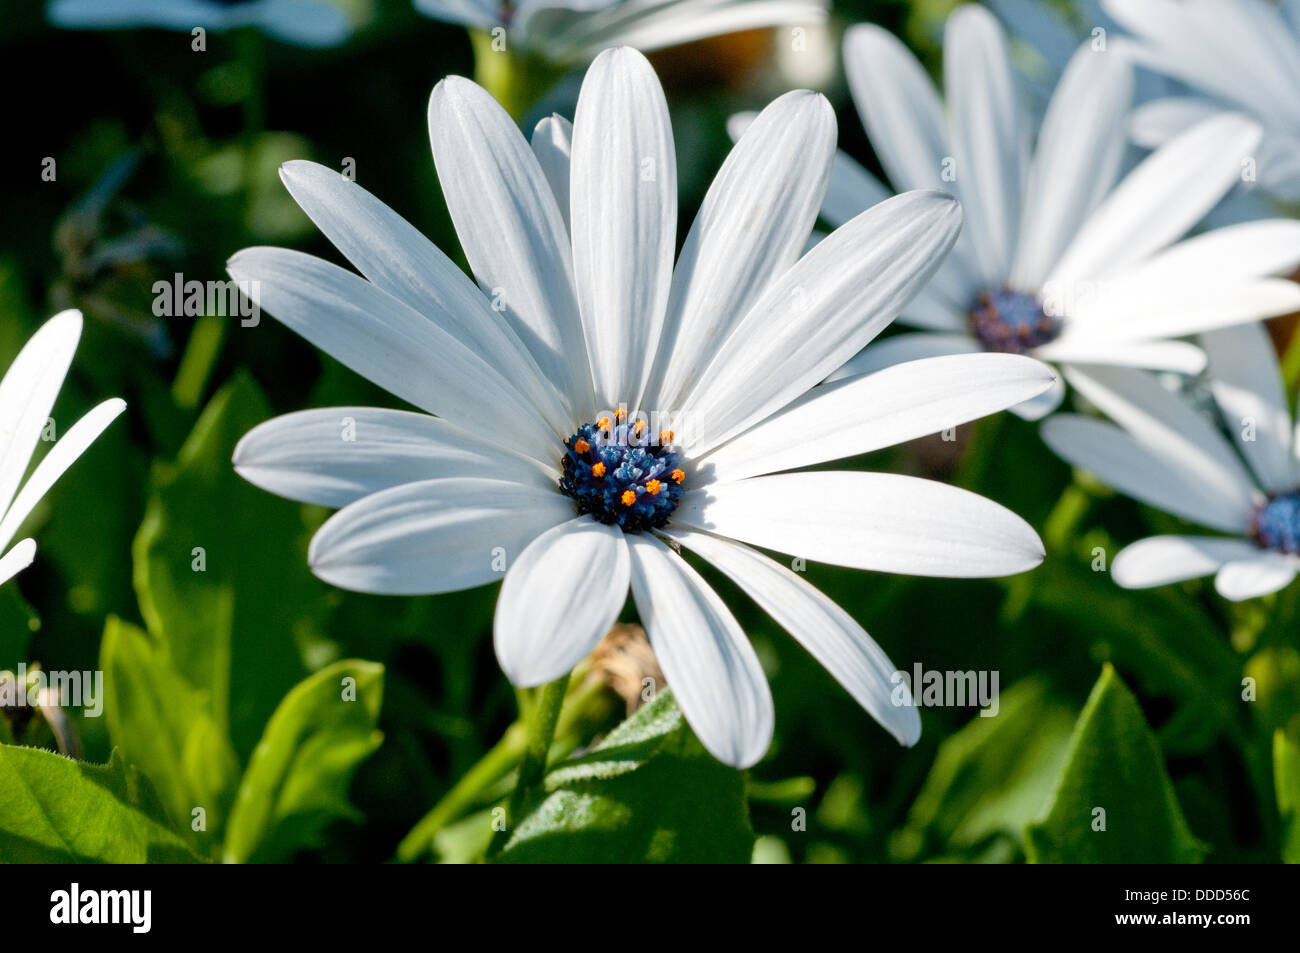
[228, 47, 1052, 768]
[0, 310, 126, 587]
[47, 0, 353, 48]
[1104, 0, 1300, 204]
[818, 4, 1300, 420]
[412, 0, 826, 64]
[1043, 323, 1300, 602]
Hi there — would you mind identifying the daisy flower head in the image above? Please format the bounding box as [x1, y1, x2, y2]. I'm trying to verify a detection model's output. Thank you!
[821, 3, 1300, 420]
[0, 311, 126, 587]
[229, 47, 1053, 768]
[1105, 0, 1300, 204]
[412, 0, 827, 65]
[1043, 323, 1300, 602]
[47, 0, 353, 48]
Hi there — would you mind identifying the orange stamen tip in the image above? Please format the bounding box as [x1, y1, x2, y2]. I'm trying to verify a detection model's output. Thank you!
[596, 416, 611, 430]
[645, 479, 662, 496]
[659, 430, 674, 444]
[614, 408, 626, 421]
[632, 421, 646, 436]
[621, 489, 637, 506]
[670, 469, 685, 484]
[574, 439, 590, 454]
[591, 462, 606, 477]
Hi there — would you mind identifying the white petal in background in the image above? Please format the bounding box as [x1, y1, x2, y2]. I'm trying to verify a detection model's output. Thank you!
[1010, 41, 1133, 291]
[667, 528, 921, 746]
[1202, 324, 1295, 495]
[943, 5, 1026, 286]
[308, 477, 575, 596]
[626, 533, 773, 769]
[531, 115, 574, 234]
[1066, 366, 1260, 518]
[570, 47, 677, 411]
[233, 407, 557, 510]
[495, 517, 630, 687]
[1047, 113, 1262, 290]
[1040, 414, 1250, 534]
[1111, 534, 1263, 588]
[1215, 555, 1299, 602]
[675, 471, 1045, 578]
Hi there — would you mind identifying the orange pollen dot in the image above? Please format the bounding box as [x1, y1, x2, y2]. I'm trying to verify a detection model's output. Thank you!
[596, 416, 611, 431]
[659, 430, 674, 445]
[621, 489, 637, 506]
[614, 408, 626, 421]
[591, 462, 606, 477]
[670, 469, 685, 484]
[645, 479, 662, 496]
[574, 439, 590, 453]
[632, 421, 646, 436]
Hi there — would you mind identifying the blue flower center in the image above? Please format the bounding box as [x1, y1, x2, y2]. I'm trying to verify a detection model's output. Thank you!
[969, 288, 1061, 354]
[1254, 492, 1300, 554]
[558, 415, 686, 533]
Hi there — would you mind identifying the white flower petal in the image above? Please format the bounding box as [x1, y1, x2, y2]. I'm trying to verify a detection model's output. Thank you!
[530, 114, 573, 233]
[0, 310, 82, 520]
[665, 528, 920, 746]
[1112, 534, 1263, 589]
[1202, 324, 1294, 495]
[1047, 113, 1263, 289]
[943, 5, 1026, 285]
[226, 248, 558, 464]
[1033, 338, 1207, 375]
[0, 539, 36, 587]
[626, 533, 773, 769]
[647, 89, 836, 410]
[842, 23, 949, 194]
[277, 160, 573, 435]
[308, 477, 575, 596]
[675, 471, 1045, 577]
[1215, 555, 1298, 602]
[428, 76, 595, 417]
[494, 517, 630, 687]
[1010, 43, 1133, 290]
[823, 151, 892, 228]
[824, 332, 980, 384]
[413, 0, 502, 31]
[0, 398, 126, 555]
[1040, 413, 1252, 534]
[697, 353, 1055, 484]
[1008, 371, 1066, 421]
[682, 190, 962, 457]
[233, 407, 556, 509]
[570, 47, 676, 410]
[1128, 96, 1222, 149]
[1065, 365, 1263, 516]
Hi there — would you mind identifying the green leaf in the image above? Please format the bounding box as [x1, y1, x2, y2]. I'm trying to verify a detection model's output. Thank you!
[895, 677, 1077, 861]
[0, 747, 200, 863]
[496, 688, 753, 863]
[1026, 665, 1208, 863]
[222, 660, 384, 864]
[133, 371, 328, 759]
[100, 616, 239, 844]
[1275, 730, 1300, 864]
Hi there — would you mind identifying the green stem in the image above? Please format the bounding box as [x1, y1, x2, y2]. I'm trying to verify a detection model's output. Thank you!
[1044, 476, 1094, 556]
[469, 29, 561, 122]
[506, 674, 569, 818]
